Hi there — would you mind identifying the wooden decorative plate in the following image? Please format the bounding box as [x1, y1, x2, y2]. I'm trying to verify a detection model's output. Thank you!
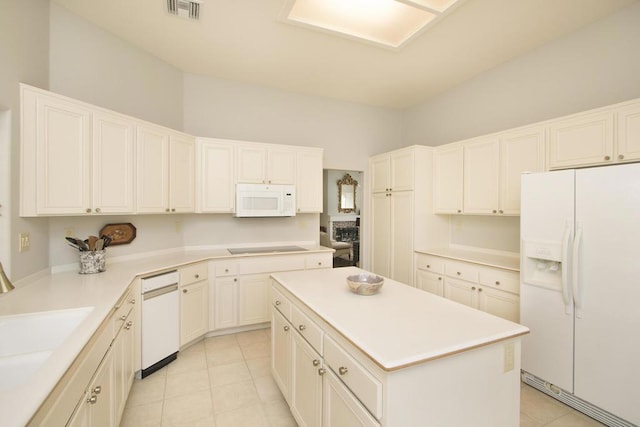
[99, 223, 137, 246]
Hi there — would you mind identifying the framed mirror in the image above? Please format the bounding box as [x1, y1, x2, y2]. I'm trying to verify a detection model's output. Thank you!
[337, 173, 358, 213]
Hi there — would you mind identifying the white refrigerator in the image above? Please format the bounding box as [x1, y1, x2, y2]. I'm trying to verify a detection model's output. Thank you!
[520, 163, 640, 427]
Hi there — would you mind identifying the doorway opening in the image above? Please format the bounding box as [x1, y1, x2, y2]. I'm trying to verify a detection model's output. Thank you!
[320, 169, 363, 268]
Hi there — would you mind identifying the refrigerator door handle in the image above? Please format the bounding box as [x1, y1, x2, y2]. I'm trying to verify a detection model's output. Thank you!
[572, 222, 583, 318]
[561, 222, 573, 314]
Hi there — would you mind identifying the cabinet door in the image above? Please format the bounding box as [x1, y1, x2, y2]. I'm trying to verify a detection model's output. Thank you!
[238, 273, 270, 325]
[197, 139, 235, 213]
[268, 148, 296, 184]
[464, 137, 500, 215]
[215, 277, 238, 329]
[370, 155, 390, 194]
[548, 111, 614, 169]
[136, 124, 169, 213]
[616, 102, 640, 162]
[169, 133, 196, 213]
[35, 95, 91, 214]
[323, 369, 380, 427]
[390, 191, 414, 285]
[433, 145, 463, 214]
[390, 149, 414, 192]
[415, 270, 444, 296]
[370, 192, 391, 278]
[271, 309, 292, 404]
[237, 145, 267, 183]
[478, 287, 520, 322]
[66, 394, 89, 427]
[296, 149, 323, 213]
[291, 332, 323, 427]
[180, 280, 209, 345]
[444, 277, 476, 308]
[499, 126, 545, 215]
[86, 348, 113, 427]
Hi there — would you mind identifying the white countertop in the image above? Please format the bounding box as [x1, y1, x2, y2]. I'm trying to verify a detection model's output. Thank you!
[0, 245, 331, 427]
[415, 247, 520, 271]
[271, 267, 529, 371]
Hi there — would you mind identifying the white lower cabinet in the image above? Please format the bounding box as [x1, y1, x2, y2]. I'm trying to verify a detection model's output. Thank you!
[179, 262, 210, 346]
[272, 284, 381, 427]
[239, 273, 271, 325]
[416, 253, 520, 322]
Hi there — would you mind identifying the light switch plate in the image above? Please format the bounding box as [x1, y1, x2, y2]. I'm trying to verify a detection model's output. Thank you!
[19, 232, 31, 252]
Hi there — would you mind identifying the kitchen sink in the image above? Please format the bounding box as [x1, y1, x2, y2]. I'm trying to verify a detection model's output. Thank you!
[0, 306, 94, 391]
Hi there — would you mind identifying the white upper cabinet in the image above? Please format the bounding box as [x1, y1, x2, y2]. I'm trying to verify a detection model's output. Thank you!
[92, 111, 135, 214]
[137, 124, 195, 214]
[296, 148, 324, 213]
[196, 138, 235, 213]
[548, 110, 614, 169]
[433, 144, 463, 214]
[20, 85, 134, 216]
[237, 143, 295, 184]
[370, 148, 414, 193]
[616, 102, 640, 162]
[463, 137, 500, 215]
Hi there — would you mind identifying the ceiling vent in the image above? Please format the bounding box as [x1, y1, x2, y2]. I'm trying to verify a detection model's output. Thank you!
[167, 0, 201, 20]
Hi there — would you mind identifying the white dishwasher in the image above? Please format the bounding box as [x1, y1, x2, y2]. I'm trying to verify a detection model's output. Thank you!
[141, 270, 179, 378]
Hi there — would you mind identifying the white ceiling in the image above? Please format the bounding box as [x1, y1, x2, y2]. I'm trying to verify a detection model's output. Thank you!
[52, 0, 636, 109]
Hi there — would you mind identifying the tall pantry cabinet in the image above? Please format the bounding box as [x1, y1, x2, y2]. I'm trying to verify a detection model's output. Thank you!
[369, 146, 447, 286]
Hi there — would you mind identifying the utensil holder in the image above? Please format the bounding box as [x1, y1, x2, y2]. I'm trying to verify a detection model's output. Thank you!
[79, 250, 106, 274]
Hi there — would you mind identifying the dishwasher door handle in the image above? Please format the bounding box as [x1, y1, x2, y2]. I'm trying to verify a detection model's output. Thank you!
[143, 284, 178, 300]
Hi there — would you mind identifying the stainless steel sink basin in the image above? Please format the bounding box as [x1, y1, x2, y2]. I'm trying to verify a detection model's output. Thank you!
[0, 306, 94, 391]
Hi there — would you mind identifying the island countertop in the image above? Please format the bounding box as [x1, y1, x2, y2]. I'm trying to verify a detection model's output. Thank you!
[271, 266, 529, 371]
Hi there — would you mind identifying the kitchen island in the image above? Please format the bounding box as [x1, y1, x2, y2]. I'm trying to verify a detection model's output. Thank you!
[270, 267, 529, 427]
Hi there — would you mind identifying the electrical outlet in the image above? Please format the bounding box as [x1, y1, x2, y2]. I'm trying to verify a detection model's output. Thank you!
[175, 221, 182, 233]
[504, 341, 515, 372]
[19, 232, 31, 252]
[64, 228, 75, 238]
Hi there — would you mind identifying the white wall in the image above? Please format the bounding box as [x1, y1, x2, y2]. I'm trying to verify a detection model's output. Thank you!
[404, 2, 640, 253]
[183, 73, 404, 172]
[49, 3, 184, 130]
[0, 0, 50, 280]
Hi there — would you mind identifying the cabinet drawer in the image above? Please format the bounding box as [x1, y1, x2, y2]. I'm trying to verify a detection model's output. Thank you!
[215, 260, 238, 277]
[415, 254, 445, 274]
[271, 286, 292, 321]
[291, 305, 323, 354]
[240, 255, 306, 275]
[478, 267, 520, 294]
[305, 253, 332, 269]
[323, 335, 383, 420]
[180, 262, 208, 286]
[445, 261, 479, 282]
[112, 287, 137, 336]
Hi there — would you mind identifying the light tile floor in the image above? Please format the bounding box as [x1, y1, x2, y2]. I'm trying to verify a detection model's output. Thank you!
[121, 329, 605, 427]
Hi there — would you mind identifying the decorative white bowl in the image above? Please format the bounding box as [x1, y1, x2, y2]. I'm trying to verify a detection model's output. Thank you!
[346, 274, 384, 296]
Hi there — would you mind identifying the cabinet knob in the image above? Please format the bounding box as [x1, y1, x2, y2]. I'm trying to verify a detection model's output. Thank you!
[499, 210, 504, 214]
[619, 154, 625, 160]
[92, 385, 102, 395]
[318, 262, 322, 266]
[495, 281, 500, 286]
[183, 289, 187, 293]
[85, 208, 91, 213]
[165, 208, 170, 212]
[171, 208, 176, 212]
[478, 288, 483, 292]
[313, 359, 320, 367]
[233, 278, 237, 282]
[120, 315, 127, 321]
[604, 155, 611, 161]
[318, 368, 326, 376]
[438, 277, 442, 281]
[456, 272, 461, 276]
[457, 209, 462, 213]
[95, 208, 101, 213]
[426, 265, 430, 268]
[298, 324, 306, 331]
[283, 325, 289, 332]
[492, 210, 497, 214]
[338, 366, 349, 375]
[275, 300, 281, 306]
[129, 298, 136, 305]
[125, 321, 133, 329]
[472, 286, 476, 291]
[195, 274, 200, 279]
[225, 268, 229, 273]
[87, 395, 98, 404]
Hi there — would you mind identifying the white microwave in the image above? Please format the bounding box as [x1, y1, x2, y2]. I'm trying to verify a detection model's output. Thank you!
[235, 184, 296, 217]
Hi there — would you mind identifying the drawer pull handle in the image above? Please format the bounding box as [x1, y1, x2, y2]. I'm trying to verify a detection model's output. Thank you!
[313, 359, 320, 367]
[283, 325, 289, 332]
[495, 281, 500, 285]
[298, 324, 306, 331]
[318, 368, 326, 376]
[195, 274, 199, 279]
[92, 385, 102, 394]
[87, 395, 98, 404]
[275, 300, 281, 306]
[339, 366, 349, 375]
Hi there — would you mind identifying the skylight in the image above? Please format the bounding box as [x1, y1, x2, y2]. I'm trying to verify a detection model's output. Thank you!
[283, 0, 462, 49]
